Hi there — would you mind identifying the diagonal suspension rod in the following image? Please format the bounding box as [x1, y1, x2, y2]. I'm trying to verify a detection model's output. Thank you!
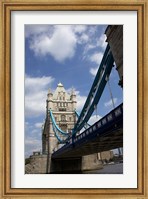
[72, 44, 114, 135]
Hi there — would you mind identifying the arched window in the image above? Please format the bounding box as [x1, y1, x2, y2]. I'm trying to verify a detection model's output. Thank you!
[61, 115, 66, 121]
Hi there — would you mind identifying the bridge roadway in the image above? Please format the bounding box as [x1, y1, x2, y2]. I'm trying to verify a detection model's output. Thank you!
[52, 103, 123, 159]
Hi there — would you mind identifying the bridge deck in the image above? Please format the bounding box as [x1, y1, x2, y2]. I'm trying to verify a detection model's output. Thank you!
[52, 103, 123, 159]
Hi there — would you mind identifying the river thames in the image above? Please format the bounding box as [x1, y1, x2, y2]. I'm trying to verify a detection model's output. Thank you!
[83, 163, 123, 174]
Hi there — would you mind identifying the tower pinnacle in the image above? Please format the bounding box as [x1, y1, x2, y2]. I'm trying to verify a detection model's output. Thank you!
[58, 82, 63, 87]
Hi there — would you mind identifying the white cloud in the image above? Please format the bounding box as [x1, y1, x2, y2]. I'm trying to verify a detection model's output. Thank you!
[80, 114, 102, 133]
[25, 119, 44, 157]
[25, 75, 54, 117]
[35, 122, 43, 128]
[29, 25, 77, 62]
[25, 138, 42, 157]
[78, 33, 89, 44]
[66, 88, 86, 113]
[89, 52, 103, 65]
[104, 98, 118, 108]
[97, 34, 107, 49]
[82, 33, 107, 66]
[89, 67, 98, 76]
[68, 88, 102, 126]
[25, 25, 53, 38]
[73, 25, 87, 33]
[88, 26, 98, 36]
[85, 44, 96, 51]
[88, 114, 102, 125]
[88, 35, 107, 77]
[25, 138, 41, 146]
[76, 94, 87, 112]
[25, 75, 54, 93]
[26, 25, 108, 66]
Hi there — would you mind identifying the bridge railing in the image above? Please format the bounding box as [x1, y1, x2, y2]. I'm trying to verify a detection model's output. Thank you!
[53, 103, 123, 154]
[72, 103, 123, 144]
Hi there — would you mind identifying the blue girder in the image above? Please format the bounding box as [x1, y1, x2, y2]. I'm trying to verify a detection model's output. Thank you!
[49, 44, 115, 141]
[73, 44, 114, 135]
[75, 110, 91, 129]
[49, 109, 69, 136]
[49, 109, 70, 143]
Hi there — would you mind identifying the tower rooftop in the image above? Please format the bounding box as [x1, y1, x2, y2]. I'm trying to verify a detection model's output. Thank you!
[57, 82, 63, 87]
[53, 82, 69, 100]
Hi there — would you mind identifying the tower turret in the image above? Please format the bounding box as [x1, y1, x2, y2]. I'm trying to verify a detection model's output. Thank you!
[47, 88, 53, 111]
[43, 83, 77, 156]
[70, 88, 77, 110]
[47, 88, 53, 100]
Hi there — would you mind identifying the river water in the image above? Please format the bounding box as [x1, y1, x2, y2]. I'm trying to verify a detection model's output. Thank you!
[83, 163, 123, 174]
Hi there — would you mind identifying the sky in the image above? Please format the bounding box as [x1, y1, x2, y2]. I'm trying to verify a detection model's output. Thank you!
[25, 25, 123, 158]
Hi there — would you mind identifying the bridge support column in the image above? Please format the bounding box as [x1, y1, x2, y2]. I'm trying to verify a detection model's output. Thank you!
[50, 154, 103, 173]
[25, 153, 103, 174]
[50, 157, 82, 173]
[47, 135, 58, 173]
[81, 154, 103, 171]
[105, 25, 123, 88]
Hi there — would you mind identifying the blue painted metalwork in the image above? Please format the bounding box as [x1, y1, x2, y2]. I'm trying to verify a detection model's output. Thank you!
[49, 44, 115, 143]
[49, 109, 69, 136]
[52, 103, 123, 158]
[75, 110, 91, 129]
[49, 109, 70, 143]
[72, 44, 114, 135]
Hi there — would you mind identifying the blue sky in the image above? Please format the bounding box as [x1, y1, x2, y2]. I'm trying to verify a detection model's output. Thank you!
[25, 25, 123, 158]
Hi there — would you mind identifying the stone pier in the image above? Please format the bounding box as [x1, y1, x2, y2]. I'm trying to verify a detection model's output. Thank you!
[25, 153, 102, 174]
[105, 25, 123, 87]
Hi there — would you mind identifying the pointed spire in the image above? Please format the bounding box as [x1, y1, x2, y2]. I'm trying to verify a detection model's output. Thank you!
[47, 88, 53, 100]
[58, 82, 63, 87]
[71, 87, 76, 95]
[48, 88, 52, 94]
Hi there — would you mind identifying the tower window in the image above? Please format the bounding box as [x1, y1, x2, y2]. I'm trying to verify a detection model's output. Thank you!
[61, 115, 66, 121]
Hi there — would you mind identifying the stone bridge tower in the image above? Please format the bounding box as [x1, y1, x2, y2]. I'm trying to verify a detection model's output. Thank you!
[41, 83, 102, 173]
[105, 25, 123, 88]
[42, 83, 77, 162]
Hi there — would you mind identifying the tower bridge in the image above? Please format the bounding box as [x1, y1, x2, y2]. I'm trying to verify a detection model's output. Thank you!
[25, 25, 123, 174]
[52, 103, 123, 159]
